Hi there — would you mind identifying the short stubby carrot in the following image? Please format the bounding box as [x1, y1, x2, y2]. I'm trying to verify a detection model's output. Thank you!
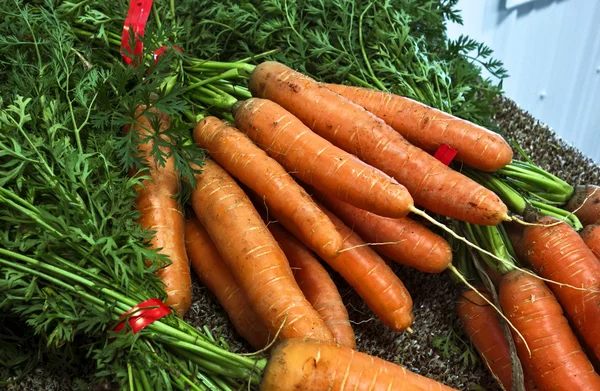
[315, 189, 452, 273]
[233, 98, 415, 219]
[581, 224, 600, 260]
[248, 61, 509, 226]
[190, 158, 334, 342]
[267, 221, 356, 348]
[184, 216, 271, 350]
[457, 288, 536, 391]
[259, 338, 458, 391]
[324, 83, 513, 172]
[514, 216, 600, 361]
[128, 106, 191, 317]
[194, 116, 343, 258]
[499, 270, 600, 390]
[565, 184, 600, 226]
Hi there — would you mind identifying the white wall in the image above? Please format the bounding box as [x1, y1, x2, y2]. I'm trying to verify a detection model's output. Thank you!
[446, 0, 600, 162]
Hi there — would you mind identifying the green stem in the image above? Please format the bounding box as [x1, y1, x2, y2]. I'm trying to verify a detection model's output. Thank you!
[185, 60, 255, 74]
[358, 3, 386, 91]
[184, 69, 242, 94]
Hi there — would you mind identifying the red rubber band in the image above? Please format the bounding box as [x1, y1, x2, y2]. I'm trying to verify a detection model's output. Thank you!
[113, 298, 171, 334]
[433, 144, 458, 166]
[120, 0, 154, 66]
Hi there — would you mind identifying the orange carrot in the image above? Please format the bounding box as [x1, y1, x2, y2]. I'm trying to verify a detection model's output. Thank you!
[499, 270, 600, 390]
[509, 216, 600, 362]
[128, 106, 191, 317]
[184, 215, 271, 350]
[248, 61, 509, 226]
[457, 289, 536, 391]
[259, 338, 457, 391]
[324, 84, 513, 172]
[190, 158, 333, 342]
[565, 185, 600, 226]
[232, 98, 415, 219]
[193, 116, 343, 258]
[267, 222, 356, 348]
[581, 224, 600, 260]
[314, 189, 452, 273]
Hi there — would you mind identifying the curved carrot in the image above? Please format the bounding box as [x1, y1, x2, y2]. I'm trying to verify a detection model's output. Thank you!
[499, 270, 600, 390]
[324, 84, 513, 172]
[511, 216, 600, 361]
[259, 338, 457, 391]
[233, 98, 415, 218]
[565, 184, 600, 226]
[190, 158, 333, 342]
[184, 216, 271, 350]
[315, 189, 452, 273]
[457, 289, 536, 391]
[581, 224, 600, 260]
[267, 222, 356, 348]
[194, 116, 343, 258]
[129, 106, 191, 317]
[248, 61, 509, 226]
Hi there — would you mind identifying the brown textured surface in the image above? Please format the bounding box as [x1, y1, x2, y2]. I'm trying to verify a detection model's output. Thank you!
[5, 96, 600, 390]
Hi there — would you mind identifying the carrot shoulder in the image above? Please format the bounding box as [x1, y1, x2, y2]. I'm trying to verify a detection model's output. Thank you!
[260, 338, 457, 391]
[129, 106, 191, 317]
[581, 224, 600, 260]
[184, 216, 271, 350]
[267, 222, 355, 349]
[233, 97, 415, 218]
[190, 158, 333, 342]
[194, 116, 343, 258]
[499, 270, 600, 390]
[248, 61, 509, 226]
[324, 83, 513, 172]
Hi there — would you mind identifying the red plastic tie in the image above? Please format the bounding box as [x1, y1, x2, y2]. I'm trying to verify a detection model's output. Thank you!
[153, 45, 183, 65]
[113, 298, 170, 334]
[433, 144, 458, 166]
[120, 0, 154, 66]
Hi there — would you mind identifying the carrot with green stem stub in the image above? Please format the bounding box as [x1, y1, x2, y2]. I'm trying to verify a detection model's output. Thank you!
[266, 221, 355, 348]
[248, 61, 510, 226]
[190, 158, 334, 342]
[193, 116, 343, 258]
[184, 215, 271, 350]
[232, 98, 415, 219]
[323, 83, 513, 172]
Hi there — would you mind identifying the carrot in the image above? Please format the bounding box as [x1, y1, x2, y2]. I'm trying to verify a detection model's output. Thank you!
[509, 216, 600, 361]
[565, 185, 600, 226]
[457, 289, 536, 391]
[499, 270, 600, 390]
[314, 189, 452, 273]
[190, 158, 334, 342]
[184, 215, 271, 350]
[233, 98, 415, 219]
[259, 338, 457, 391]
[128, 106, 191, 317]
[193, 116, 343, 258]
[248, 61, 509, 226]
[324, 83, 513, 172]
[267, 222, 356, 348]
[581, 224, 600, 260]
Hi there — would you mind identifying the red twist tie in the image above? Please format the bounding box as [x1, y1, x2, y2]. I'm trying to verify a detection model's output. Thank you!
[433, 144, 458, 166]
[113, 298, 170, 334]
[120, 0, 154, 66]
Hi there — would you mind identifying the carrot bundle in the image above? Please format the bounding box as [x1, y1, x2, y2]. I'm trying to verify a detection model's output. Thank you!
[128, 106, 191, 317]
[248, 61, 509, 226]
[565, 184, 600, 226]
[499, 270, 600, 390]
[267, 222, 355, 348]
[324, 83, 513, 172]
[184, 216, 271, 350]
[190, 158, 334, 342]
[232, 98, 415, 218]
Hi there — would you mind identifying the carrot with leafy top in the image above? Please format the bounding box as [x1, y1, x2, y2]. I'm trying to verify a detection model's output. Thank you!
[184, 215, 271, 350]
[248, 61, 509, 226]
[193, 116, 343, 258]
[324, 83, 513, 172]
[190, 158, 334, 342]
